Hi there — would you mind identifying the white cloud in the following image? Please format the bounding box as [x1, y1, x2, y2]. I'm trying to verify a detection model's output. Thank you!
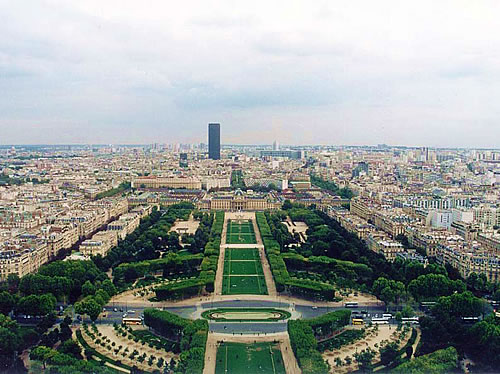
[0, 0, 499, 147]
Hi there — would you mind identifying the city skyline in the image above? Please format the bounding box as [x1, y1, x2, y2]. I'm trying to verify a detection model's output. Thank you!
[1, 1, 500, 147]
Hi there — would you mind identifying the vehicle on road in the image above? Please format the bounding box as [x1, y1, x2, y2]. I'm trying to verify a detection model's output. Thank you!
[122, 317, 142, 325]
[344, 302, 359, 308]
[372, 317, 390, 324]
[352, 318, 364, 325]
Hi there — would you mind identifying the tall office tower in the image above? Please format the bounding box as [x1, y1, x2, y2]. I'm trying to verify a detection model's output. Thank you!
[273, 140, 280, 151]
[208, 123, 220, 160]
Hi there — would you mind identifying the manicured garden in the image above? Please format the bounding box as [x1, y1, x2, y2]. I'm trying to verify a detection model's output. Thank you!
[226, 219, 257, 244]
[317, 329, 365, 352]
[256, 211, 335, 300]
[215, 342, 286, 374]
[201, 308, 291, 322]
[154, 211, 224, 300]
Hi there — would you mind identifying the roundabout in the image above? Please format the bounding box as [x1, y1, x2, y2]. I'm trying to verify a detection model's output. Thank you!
[202, 308, 291, 322]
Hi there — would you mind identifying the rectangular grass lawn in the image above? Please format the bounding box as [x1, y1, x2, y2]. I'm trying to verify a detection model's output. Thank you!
[222, 275, 268, 295]
[222, 248, 267, 295]
[228, 248, 259, 261]
[215, 342, 286, 374]
[223, 260, 264, 275]
[226, 220, 257, 244]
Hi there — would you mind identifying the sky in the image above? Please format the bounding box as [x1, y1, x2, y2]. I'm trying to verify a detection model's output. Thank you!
[1, 0, 500, 147]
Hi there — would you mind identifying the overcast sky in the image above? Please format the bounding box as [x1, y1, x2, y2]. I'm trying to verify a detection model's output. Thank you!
[1, 0, 499, 147]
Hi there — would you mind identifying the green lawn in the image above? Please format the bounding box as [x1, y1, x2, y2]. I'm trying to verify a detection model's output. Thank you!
[202, 308, 291, 322]
[215, 342, 286, 374]
[222, 248, 267, 295]
[222, 275, 268, 295]
[228, 248, 259, 260]
[226, 220, 257, 244]
[223, 260, 264, 275]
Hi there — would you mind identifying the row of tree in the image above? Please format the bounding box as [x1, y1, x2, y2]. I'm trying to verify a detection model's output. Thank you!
[310, 174, 354, 199]
[144, 308, 208, 374]
[94, 181, 131, 199]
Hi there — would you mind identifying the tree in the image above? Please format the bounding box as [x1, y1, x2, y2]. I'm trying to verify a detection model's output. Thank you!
[59, 316, 73, 342]
[94, 289, 110, 305]
[17, 294, 55, 316]
[7, 274, 19, 293]
[406, 345, 413, 360]
[393, 347, 458, 374]
[81, 281, 96, 297]
[379, 342, 399, 366]
[401, 305, 415, 318]
[372, 277, 405, 304]
[0, 327, 21, 370]
[0, 291, 15, 315]
[30, 346, 56, 369]
[354, 348, 375, 372]
[101, 279, 117, 297]
[58, 339, 82, 359]
[75, 298, 101, 321]
[283, 200, 293, 210]
[39, 294, 57, 316]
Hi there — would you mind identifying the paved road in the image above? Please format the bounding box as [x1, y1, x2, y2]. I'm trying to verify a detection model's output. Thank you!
[209, 321, 288, 334]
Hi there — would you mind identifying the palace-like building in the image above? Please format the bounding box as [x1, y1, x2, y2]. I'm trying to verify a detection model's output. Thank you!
[196, 190, 281, 211]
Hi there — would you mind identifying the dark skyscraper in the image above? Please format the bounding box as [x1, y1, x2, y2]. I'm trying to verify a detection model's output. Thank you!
[208, 123, 220, 160]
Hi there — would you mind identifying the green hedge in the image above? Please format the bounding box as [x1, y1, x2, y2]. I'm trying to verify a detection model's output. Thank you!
[308, 309, 352, 338]
[392, 346, 458, 373]
[288, 320, 330, 374]
[113, 254, 203, 282]
[143, 308, 190, 341]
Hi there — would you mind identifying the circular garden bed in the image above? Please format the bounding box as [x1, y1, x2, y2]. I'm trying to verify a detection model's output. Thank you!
[202, 308, 291, 322]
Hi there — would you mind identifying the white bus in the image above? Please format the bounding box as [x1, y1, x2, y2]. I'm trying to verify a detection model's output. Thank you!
[371, 318, 389, 325]
[344, 302, 358, 308]
[382, 314, 393, 319]
[122, 317, 142, 325]
[401, 317, 419, 324]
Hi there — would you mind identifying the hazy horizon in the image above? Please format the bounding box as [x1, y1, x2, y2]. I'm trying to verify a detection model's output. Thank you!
[1, 1, 500, 147]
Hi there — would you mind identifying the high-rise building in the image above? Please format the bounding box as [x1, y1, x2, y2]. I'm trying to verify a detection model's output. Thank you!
[272, 140, 280, 151]
[208, 123, 220, 160]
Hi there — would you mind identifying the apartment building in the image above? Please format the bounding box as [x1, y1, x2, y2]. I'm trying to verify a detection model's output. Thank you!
[79, 230, 118, 257]
[366, 233, 404, 262]
[132, 176, 202, 190]
[0, 243, 48, 281]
